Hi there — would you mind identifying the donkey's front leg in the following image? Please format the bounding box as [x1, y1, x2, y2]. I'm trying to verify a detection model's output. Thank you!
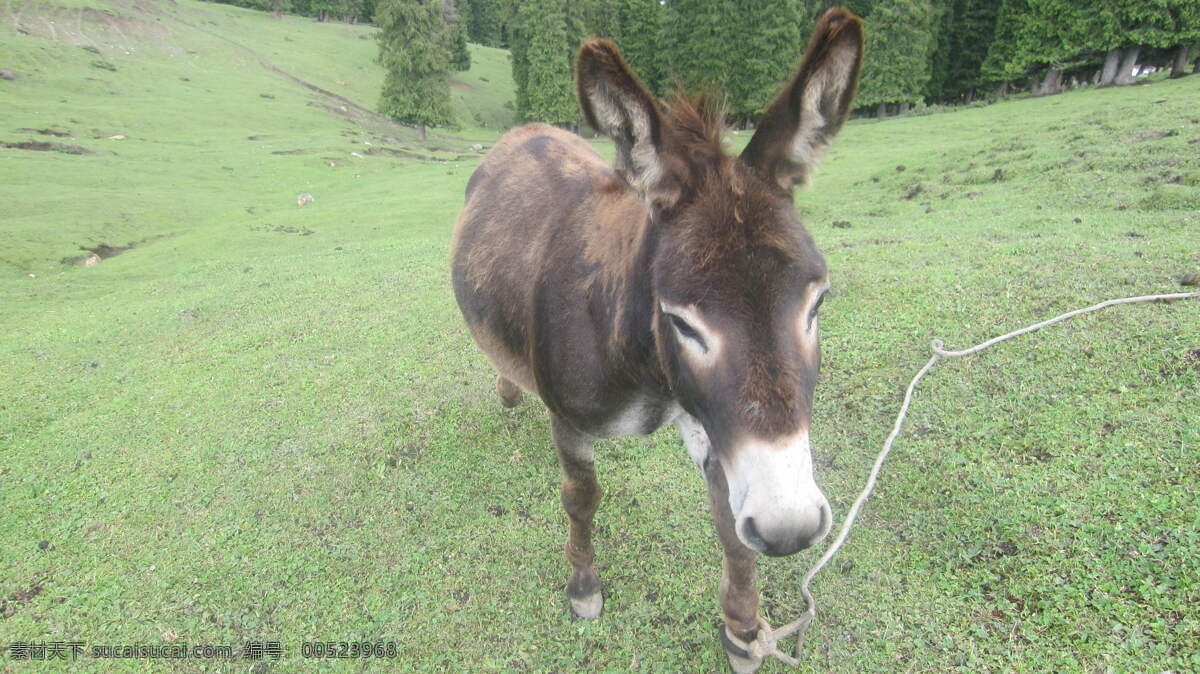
[551, 414, 604, 618]
[706, 463, 763, 674]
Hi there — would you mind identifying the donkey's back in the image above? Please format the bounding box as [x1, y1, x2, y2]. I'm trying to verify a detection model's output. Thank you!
[451, 122, 650, 411]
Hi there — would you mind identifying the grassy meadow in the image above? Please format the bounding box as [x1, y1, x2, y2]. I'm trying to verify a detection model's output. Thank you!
[2, 0, 1199, 670]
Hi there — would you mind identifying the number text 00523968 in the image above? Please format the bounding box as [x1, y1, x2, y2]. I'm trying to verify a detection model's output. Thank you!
[300, 641, 400, 658]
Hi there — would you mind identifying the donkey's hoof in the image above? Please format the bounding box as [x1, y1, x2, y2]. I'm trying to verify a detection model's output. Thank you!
[725, 650, 763, 674]
[569, 591, 603, 619]
[720, 626, 763, 674]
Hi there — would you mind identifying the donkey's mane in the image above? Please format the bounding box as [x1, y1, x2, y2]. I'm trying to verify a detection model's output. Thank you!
[662, 90, 727, 159]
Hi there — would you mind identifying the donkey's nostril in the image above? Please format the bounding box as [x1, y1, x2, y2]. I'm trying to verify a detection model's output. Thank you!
[742, 516, 767, 552]
[743, 507, 827, 557]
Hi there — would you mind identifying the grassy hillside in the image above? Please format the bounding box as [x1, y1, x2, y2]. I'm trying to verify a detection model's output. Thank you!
[2, 1, 1199, 671]
[0, 0, 511, 275]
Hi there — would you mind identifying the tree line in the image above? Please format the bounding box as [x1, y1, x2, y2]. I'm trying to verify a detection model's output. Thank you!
[420, 0, 1200, 127]
[203, 0, 1200, 128]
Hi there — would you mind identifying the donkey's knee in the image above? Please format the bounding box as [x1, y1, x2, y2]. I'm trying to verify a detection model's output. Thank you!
[560, 475, 602, 519]
[496, 375, 523, 408]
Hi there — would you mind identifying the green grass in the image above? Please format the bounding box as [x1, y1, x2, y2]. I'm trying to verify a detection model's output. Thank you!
[2, 1, 1199, 670]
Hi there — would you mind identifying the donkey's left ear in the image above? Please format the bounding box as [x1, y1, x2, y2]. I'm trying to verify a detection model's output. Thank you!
[741, 7, 863, 192]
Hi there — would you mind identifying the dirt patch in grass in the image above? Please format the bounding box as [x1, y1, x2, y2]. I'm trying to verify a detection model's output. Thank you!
[901, 183, 925, 200]
[362, 146, 476, 162]
[61, 233, 176, 265]
[2, 140, 92, 154]
[16, 128, 71, 137]
[1129, 129, 1177, 143]
[247, 224, 315, 236]
[0, 583, 44, 619]
[838, 238, 901, 249]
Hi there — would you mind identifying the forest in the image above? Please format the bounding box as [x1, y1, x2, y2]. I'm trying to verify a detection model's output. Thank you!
[209, 1, 1200, 133]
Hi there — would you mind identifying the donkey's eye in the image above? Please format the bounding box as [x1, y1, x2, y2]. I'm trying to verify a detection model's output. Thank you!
[667, 314, 708, 353]
[808, 292, 826, 330]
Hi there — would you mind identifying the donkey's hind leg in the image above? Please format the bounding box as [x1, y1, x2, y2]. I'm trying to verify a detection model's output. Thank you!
[550, 414, 603, 618]
[496, 375, 523, 408]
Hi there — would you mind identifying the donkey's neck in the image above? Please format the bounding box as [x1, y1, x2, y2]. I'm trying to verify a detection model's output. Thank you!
[582, 206, 668, 394]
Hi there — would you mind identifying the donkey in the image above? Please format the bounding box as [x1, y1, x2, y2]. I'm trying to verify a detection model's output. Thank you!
[451, 8, 862, 671]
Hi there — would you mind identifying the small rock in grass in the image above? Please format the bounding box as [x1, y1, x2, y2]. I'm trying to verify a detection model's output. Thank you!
[1180, 273, 1200, 287]
[296, 192, 314, 207]
[831, 220, 851, 229]
[0, 68, 18, 80]
[1073, 217, 1082, 223]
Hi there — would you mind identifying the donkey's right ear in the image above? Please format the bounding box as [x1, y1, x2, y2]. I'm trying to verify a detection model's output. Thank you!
[577, 40, 678, 205]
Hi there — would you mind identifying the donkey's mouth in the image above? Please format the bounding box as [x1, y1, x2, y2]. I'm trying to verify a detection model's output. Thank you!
[737, 502, 830, 556]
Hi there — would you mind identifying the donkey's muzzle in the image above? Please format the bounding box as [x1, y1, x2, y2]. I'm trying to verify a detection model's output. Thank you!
[739, 501, 828, 557]
[724, 431, 831, 556]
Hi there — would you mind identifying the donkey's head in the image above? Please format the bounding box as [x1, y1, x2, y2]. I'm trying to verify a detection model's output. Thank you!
[577, 9, 863, 556]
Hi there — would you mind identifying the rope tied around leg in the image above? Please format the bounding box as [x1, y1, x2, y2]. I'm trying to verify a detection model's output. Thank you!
[722, 615, 807, 667]
[734, 291, 1198, 667]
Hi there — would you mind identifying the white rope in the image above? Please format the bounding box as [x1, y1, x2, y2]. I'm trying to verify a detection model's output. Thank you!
[723, 290, 1199, 665]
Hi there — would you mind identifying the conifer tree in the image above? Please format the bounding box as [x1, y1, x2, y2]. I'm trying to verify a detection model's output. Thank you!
[979, 0, 1033, 93]
[375, 0, 454, 139]
[926, 0, 999, 102]
[856, 0, 936, 114]
[511, 0, 577, 125]
[616, 0, 663, 94]
[464, 0, 506, 47]
[569, 0, 620, 42]
[727, 0, 805, 124]
[659, 0, 738, 93]
[447, 0, 472, 71]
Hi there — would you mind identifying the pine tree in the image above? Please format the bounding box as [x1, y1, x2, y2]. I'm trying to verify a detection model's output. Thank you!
[979, 0, 1034, 93]
[464, 0, 506, 47]
[569, 0, 620, 41]
[447, 0, 472, 71]
[1167, 0, 1200, 78]
[660, 0, 738, 93]
[727, 0, 805, 124]
[616, 0, 663, 94]
[375, 0, 454, 139]
[511, 0, 576, 125]
[856, 0, 936, 113]
[926, 0, 999, 102]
